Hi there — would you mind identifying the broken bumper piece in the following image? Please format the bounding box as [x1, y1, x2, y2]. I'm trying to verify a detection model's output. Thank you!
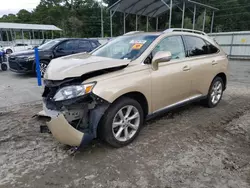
[41, 105, 93, 147]
[47, 114, 84, 146]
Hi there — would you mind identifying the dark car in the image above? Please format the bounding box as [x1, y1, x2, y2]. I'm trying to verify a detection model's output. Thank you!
[8, 38, 100, 76]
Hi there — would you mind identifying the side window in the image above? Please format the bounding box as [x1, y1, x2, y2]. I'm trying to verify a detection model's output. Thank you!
[207, 42, 219, 54]
[57, 40, 78, 51]
[90, 41, 98, 49]
[79, 40, 91, 50]
[184, 36, 209, 57]
[152, 36, 185, 60]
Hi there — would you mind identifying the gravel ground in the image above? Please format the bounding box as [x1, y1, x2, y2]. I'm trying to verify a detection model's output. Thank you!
[0, 60, 250, 188]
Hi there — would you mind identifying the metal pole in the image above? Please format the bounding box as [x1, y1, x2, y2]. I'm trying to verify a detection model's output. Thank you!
[156, 17, 158, 31]
[32, 30, 35, 46]
[135, 14, 138, 31]
[52, 30, 54, 39]
[169, 0, 173, 28]
[10, 29, 14, 42]
[229, 34, 234, 56]
[110, 10, 113, 37]
[29, 31, 31, 42]
[42, 31, 45, 39]
[21, 29, 24, 44]
[0, 30, 2, 41]
[146, 16, 149, 31]
[210, 11, 215, 33]
[101, 5, 104, 38]
[202, 8, 206, 32]
[124, 12, 126, 34]
[6, 30, 10, 45]
[181, 1, 185, 28]
[14, 31, 17, 41]
[192, 5, 196, 30]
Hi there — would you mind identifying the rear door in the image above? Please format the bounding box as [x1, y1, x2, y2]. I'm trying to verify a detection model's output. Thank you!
[76, 40, 92, 53]
[182, 35, 220, 97]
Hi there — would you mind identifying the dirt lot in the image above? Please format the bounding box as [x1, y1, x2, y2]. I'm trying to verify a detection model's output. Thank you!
[0, 60, 250, 188]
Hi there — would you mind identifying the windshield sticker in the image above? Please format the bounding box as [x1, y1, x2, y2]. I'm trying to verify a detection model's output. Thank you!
[132, 43, 144, 50]
[129, 40, 147, 44]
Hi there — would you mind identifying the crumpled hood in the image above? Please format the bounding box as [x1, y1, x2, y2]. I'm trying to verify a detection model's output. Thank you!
[44, 53, 130, 80]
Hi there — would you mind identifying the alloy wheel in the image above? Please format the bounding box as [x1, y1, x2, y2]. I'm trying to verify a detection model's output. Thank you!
[40, 62, 48, 76]
[211, 80, 223, 105]
[112, 105, 140, 142]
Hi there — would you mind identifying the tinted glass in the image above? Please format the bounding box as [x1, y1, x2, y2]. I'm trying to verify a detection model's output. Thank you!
[92, 35, 158, 60]
[184, 36, 209, 57]
[57, 40, 78, 51]
[38, 40, 61, 50]
[79, 40, 91, 49]
[91, 41, 98, 48]
[152, 36, 185, 60]
[207, 42, 219, 54]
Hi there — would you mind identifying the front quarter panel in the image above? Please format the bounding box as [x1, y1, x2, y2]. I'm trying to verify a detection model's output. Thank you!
[92, 65, 152, 113]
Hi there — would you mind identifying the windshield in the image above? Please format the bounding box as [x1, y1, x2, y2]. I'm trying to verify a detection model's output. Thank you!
[92, 35, 158, 60]
[38, 40, 61, 50]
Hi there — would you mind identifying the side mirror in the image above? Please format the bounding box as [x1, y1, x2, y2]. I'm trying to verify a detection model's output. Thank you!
[152, 51, 172, 71]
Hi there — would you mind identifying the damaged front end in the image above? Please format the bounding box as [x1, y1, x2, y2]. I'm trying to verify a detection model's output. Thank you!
[41, 78, 110, 147]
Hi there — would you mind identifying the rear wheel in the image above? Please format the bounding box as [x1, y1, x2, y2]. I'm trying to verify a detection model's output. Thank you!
[203, 77, 224, 108]
[6, 49, 13, 54]
[99, 97, 144, 148]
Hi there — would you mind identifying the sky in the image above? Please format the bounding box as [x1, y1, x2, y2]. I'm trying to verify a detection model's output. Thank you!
[0, 0, 41, 16]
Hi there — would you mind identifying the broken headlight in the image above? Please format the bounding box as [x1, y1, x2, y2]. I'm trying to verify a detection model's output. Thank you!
[53, 83, 96, 101]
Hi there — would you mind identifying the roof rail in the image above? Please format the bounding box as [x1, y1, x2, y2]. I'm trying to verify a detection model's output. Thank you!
[163, 28, 207, 36]
[123, 31, 144, 36]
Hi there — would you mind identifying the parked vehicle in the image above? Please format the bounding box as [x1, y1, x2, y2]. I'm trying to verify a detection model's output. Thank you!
[41, 29, 229, 148]
[3, 43, 33, 54]
[8, 38, 101, 76]
[0, 48, 7, 71]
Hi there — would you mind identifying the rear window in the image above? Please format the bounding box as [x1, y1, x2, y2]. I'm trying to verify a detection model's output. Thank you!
[184, 35, 209, 57]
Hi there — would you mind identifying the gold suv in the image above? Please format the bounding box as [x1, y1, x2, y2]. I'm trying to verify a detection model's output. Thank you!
[41, 29, 229, 148]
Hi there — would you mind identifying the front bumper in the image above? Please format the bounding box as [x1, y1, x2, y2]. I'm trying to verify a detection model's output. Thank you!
[47, 114, 84, 146]
[41, 104, 85, 146]
[9, 59, 34, 73]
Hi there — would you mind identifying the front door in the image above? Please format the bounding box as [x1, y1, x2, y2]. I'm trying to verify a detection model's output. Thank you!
[151, 35, 192, 112]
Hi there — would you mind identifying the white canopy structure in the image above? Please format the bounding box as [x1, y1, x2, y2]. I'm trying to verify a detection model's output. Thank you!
[108, 0, 219, 36]
[0, 22, 62, 43]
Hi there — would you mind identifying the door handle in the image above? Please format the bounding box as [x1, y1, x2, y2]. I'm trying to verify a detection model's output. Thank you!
[212, 60, 218, 65]
[183, 65, 191, 71]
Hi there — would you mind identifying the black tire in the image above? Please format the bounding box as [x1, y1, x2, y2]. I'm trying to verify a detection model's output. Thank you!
[6, 49, 13, 54]
[99, 97, 144, 148]
[203, 77, 224, 108]
[1, 63, 7, 71]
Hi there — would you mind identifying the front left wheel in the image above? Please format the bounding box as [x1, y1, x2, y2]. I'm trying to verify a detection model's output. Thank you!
[1, 63, 7, 71]
[99, 97, 144, 148]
